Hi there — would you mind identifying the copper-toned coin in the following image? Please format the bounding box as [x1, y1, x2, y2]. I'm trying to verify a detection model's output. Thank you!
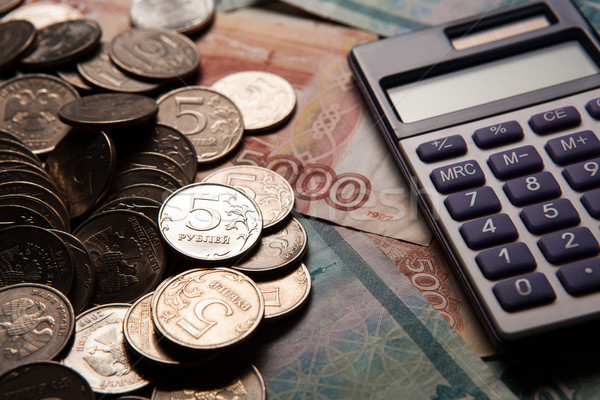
[0, 0, 22, 15]
[109, 28, 200, 81]
[0, 194, 68, 232]
[129, 0, 214, 34]
[152, 363, 266, 400]
[0, 226, 74, 295]
[0, 283, 74, 375]
[0, 168, 59, 194]
[58, 93, 158, 129]
[2, 2, 83, 29]
[234, 217, 307, 273]
[0, 181, 70, 227]
[0, 74, 79, 154]
[255, 263, 311, 319]
[56, 67, 94, 92]
[0, 137, 43, 165]
[45, 130, 116, 219]
[212, 70, 296, 131]
[61, 304, 150, 394]
[21, 19, 101, 69]
[0, 20, 35, 73]
[152, 268, 264, 350]
[0, 149, 42, 166]
[202, 165, 294, 228]
[110, 167, 183, 194]
[74, 210, 166, 304]
[77, 43, 160, 93]
[108, 183, 173, 204]
[118, 152, 190, 186]
[159, 183, 262, 261]
[157, 86, 243, 164]
[0, 204, 53, 230]
[94, 196, 161, 222]
[51, 230, 95, 315]
[0, 361, 95, 400]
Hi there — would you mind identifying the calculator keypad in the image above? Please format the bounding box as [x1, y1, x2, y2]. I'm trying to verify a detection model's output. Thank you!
[399, 89, 600, 340]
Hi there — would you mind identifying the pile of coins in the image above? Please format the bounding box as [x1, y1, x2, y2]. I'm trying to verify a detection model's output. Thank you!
[0, 1, 307, 398]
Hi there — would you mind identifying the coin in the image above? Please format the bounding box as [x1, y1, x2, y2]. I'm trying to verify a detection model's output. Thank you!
[74, 210, 167, 304]
[0, 73, 79, 154]
[110, 167, 184, 194]
[0, 0, 22, 15]
[0, 20, 35, 73]
[157, 86, 244, 164]
[0, 361, 95, 400]
[0, 204, 53, 230]
[0, 136, 43, 165]
[152, 268, 264, 350]
[0, 181, 70, 228]
[51, 230, 95, 315]
[152, 363, 266, 400]
[129, 0, 214, 34]
[0, 168, 59, 194]
[202, 165, 295, 228]
[0, 283, 74, 375]
[159, 183, 262, 261]
[212, 70, 296, 131]
[0, 194, 68, 232]
[117, 152, 190, 186]
[61, 304, 150, 394]
[0, 226, 74, 295]
[108, 183, 173, 204]
[56, 67, 94, 92]
[2, 2, 84, 29]
[77, 43, 160, 93]
[234, 217, 307, 273]
[20, 19, 101, 69]
[109, 28, 200, 80]
[45, 130, 116, 219]
[255, 263, 311, 319]
[94, 196, 161, 222]
[58, 93, 158, 129]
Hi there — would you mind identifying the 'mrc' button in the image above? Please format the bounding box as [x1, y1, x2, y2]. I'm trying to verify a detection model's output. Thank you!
[529, 106, 581, 135]
[430, 160, 485, 194]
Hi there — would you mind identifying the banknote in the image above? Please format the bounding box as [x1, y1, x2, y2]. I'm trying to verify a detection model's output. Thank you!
[248, 216, 516, 399]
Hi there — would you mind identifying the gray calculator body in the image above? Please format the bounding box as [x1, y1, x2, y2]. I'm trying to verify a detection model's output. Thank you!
[349, 0, 600, 347]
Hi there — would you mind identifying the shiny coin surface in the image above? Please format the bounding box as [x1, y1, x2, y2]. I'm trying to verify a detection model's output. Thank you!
[2, 2, 83, 29]
[157, 86, 243, 164]
[109, 28, 200, 80]
[255, 262, 311, 319]
[0, 194, 68, 232]
[129, 0, 214, 34]
[212, 70, 296, 131]
[0, 361, 95, 400]
[77, 43, 160, 93]
[58, 93, 158, 129]
[159, 183, 262, 261]
[234, 217, 307, 273]
[0, 283, 74, 375]
[202, 165, 294, 228]
[74, 210, 166, 304]
[108, 183, 173, 204]
[152, 268, 264, 350]
[117, 152, 190, 186]
[57, 67, 94, 91]
[0, 73, 79, 154]
[61, 304, 150, 394]
[0, 204, 53, 230]
[0, 0, 22, 15]
[0, 20, 35, 73]
[110, 167, 183, 194]
[21, 19, 101, 69]
[45, 130, 116, 219]
[0, 168, 58, 194]
[0, 181, 69, 227]
[94, 196, 161, 222]
[0, 226, 74, 295]
[152, 363, 266, 400]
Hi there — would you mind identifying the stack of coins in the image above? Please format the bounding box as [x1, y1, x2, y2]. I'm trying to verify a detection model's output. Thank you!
[0, 1, 308, 398]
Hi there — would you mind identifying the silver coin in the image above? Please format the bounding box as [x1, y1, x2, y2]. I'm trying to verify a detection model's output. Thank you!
[212, 70, 296, 131]
[255, 263, 311, 319]
[61, 304, 150, 394]
[129, 0, 214, 34]
[202, 165, 295, 228]
[157, 86, 244, 164]
[159, 182, 262, 261]
[151, 268, 264, 350]
[2, 2, 84, 29]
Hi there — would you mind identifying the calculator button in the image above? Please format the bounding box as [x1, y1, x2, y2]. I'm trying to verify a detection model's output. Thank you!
[557, 257, 600, 296]
[493, 273, 556, 312]
[545, 130, 600, 165]
[444, 186, 501, 221]
[585, 98, 600, 119]
[487, 145, 543, 180]
[503, 171, 562, 207]
[582, 188, 600, 218]
[430, 160, 485, 194]
[476, 242, 536, 280]
[472, 121, 523, 149]
[459, 213, 518, 250]
[563, 157, 600, 191]
[538, 227, 600, 265]
[520, 198, 580, 235]
[417, 135, 467, 163]
[528, 106, 581, 134]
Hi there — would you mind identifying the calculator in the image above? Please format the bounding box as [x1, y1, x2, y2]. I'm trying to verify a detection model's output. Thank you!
[349, 0, 600, 347]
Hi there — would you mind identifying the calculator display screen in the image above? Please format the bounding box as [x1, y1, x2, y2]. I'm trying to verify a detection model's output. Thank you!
[387, 41, 599, 123]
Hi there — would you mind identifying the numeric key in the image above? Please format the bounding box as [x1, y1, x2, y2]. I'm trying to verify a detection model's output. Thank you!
[493, 273, 556, 312]
[444, 186, 501, 221]
[538, 227, 600, 264]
